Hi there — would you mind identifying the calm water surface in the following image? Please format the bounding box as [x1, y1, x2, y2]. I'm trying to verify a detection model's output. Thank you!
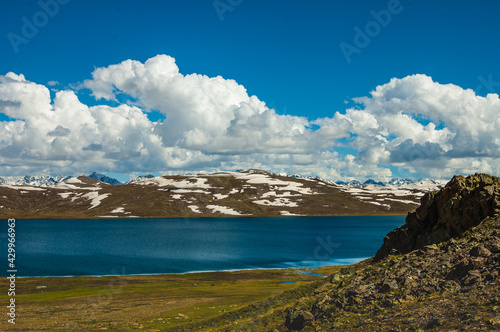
[3, 216, 405, 277]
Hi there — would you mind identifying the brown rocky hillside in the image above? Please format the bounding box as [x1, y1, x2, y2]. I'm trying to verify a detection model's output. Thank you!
[0, 170, 443, 219]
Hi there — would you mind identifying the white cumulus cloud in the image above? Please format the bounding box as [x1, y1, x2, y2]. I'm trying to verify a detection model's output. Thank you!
[0, 56, 499, 181]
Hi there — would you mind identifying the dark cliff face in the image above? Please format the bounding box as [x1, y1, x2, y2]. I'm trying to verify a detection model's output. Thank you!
[375, 173, 500, 260]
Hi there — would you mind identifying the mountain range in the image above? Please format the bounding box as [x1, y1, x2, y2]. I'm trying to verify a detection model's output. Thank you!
[0, 171, 438, 188]
[0, 169, 447, 219]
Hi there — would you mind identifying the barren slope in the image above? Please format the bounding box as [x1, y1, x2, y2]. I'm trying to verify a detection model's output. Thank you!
[0, 170, 443, 219]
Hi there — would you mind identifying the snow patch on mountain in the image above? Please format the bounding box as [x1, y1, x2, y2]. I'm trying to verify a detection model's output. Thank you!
[52, 179, 101, 190]
[169, 189, 211, 194]
[1, 185, 46, 191]
[127, 174, 155, 184]
[206, 205, 247, 216]
[232, 171, 316, 195]
[58, 192, 73, 199]
[139, 176, 213, 189]
[82, 192, 110, 209]
[280, 210, 301, 216]
[253, 197, 299, 207]
[379, 197, 420, 205]
[367, 201, 391, 209]
[66, 177, 83, 184]
[188, 205, 202, 214]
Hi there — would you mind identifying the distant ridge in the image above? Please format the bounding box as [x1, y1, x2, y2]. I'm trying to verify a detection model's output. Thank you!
[15, 175, 71, 187]
[126, 174, 155, 184]
[335, 177, 441, 188]
[0, 169, 445, 189]
[87, 172, 122, 185]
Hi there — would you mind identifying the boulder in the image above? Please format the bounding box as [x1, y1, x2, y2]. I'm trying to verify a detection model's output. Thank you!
[285, 309, 315, 331]
[379, 280, 398, 293]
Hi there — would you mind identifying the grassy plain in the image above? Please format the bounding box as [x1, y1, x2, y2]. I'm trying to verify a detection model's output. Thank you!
[0, 266, 340, 331]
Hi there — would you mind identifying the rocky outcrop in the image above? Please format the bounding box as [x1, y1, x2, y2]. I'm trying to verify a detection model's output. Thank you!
[375, 173, 500, 260]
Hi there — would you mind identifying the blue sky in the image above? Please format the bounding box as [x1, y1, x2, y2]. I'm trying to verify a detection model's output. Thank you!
[1, 0, 500, 181]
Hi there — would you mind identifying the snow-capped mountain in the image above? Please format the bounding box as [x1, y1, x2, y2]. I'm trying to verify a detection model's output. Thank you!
[87, 172, 122, 185]
[363, 179, 386, 186]
[387, 178, 414, 186]
[127, 174, 155, 184]
[0, 172, 121, 187]
[335, 180, 366, 187]
[14, 175, 72, 187]
[334, 178, 435, 188]
[0, 170, 445, 191]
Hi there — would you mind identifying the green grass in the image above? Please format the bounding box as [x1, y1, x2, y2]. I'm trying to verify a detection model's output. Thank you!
[0, 266, 340, 331]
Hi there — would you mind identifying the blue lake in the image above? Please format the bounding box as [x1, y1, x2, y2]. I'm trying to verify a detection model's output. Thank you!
[2, 216, 405, 277]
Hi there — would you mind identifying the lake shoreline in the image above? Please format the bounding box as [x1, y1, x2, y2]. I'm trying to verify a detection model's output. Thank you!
[14, 264, 346, 280]
[4, 212, 408, 220]
[16, 257, 371, 279]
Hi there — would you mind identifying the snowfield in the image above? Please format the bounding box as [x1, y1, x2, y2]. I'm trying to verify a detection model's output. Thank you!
[280, 210, 301, 216]
[170, 189, 211, 194]
[137, 176, 213, 189]
[367, 201, 391, 209]
[233, 172, 316, 195]
[380, 197, 420, 205]
[188, 205, 202, 214]
[66, 177, 83, 184]
[82, 192, 111, 209]
[58, 192, 74, 199]
[206, 205, 247, 216]
[1, 185, 46, 191]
